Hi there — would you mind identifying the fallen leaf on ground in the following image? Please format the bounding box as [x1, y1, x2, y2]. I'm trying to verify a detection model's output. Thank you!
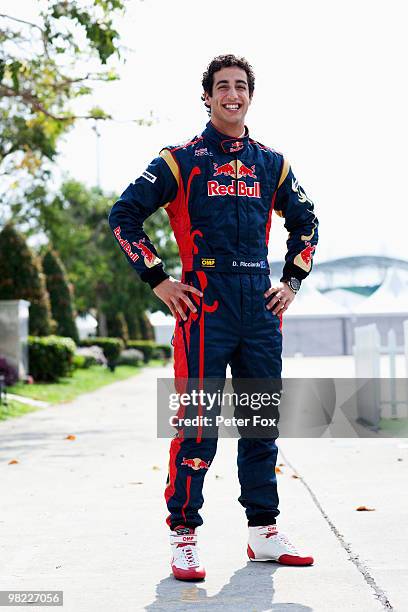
[356, 505, 375, 511]
[8, 459, 19, 465]
[278, 463, 285, 467]
[152, 465, 160, 470]
[65, 434, 76, 440]
[292, 474, 300, 479]
[275, 467, 283, 474]
[215, 474, 222, 479]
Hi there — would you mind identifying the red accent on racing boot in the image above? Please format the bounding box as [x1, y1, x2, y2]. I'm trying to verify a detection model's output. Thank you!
[247, 544, 255, 559]
[247, 524, 314, 566]
[170, 526, 206, 581]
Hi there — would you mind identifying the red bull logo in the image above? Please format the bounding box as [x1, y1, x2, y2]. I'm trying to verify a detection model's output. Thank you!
[300, 241, 315, 266]
[208, 180, 261, 198]
[230, 140, 244, 153]
[212, 160, 257, 179]
[210, 160, 260, 197]
[213, 162, 236, 177]
[181, 457, 211, 470]
[238, 163, 257, 179]
[132, 238, 161, 268]
[113, 226, 139, 262]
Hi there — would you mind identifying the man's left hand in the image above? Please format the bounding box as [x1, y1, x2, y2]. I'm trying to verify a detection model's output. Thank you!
[264, 281, 296, 315]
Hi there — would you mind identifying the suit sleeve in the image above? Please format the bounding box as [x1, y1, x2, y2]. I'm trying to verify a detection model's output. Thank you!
[108, 151, 179, 289]
[274, 158, 319, 282]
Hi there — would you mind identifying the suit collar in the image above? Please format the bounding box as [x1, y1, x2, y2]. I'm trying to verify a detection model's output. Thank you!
[202, 121, 249, 154]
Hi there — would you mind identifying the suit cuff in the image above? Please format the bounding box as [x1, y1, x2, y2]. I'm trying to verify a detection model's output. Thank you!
[280, 262, 308, 282]
[140, 265, 169, 289]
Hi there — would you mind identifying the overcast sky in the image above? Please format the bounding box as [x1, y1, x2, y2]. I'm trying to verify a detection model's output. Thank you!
[4, 0, 408, 264]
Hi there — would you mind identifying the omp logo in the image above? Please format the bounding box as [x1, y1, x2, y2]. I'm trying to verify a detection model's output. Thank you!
[201, 258, 215, 268]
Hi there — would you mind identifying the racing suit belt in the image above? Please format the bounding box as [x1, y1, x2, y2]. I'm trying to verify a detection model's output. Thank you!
[181, 254, 270, 274]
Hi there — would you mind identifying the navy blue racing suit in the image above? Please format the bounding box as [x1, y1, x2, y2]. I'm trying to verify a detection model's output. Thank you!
[109, 121, 319, 529]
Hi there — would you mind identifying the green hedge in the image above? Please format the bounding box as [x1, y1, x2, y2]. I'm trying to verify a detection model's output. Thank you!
[126, 340, 156, 363]
[72, 354, 87, 369]
[28, 336, 76, 382]
[79, 337, 124, 368]
[156, 344, 172, 359]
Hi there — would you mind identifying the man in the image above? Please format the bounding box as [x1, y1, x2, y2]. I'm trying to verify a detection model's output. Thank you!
[109, 54, 318, 581]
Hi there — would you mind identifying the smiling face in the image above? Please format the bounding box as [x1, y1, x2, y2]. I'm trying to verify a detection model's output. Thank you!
[204, 66, 252, 137]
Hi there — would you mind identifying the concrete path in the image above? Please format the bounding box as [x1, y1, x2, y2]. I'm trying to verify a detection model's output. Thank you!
[0, 364, 407, 611]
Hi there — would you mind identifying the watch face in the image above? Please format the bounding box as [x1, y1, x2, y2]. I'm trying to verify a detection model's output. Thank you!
[289, 278, 301, 292]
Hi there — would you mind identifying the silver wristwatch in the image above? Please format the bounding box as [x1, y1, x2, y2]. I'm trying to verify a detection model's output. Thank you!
[283, 277, 301, 294]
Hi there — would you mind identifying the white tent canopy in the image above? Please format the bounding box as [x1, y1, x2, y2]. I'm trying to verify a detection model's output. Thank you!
[285, 282, 349, 317]
[324, 288, 366, 311]
[353, 267, 408, 315]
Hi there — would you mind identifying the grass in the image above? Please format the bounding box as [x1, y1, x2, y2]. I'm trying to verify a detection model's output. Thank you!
[379, 417, 408, 436]
[0, 399, 39, 421]
[7, 364, 141, 404]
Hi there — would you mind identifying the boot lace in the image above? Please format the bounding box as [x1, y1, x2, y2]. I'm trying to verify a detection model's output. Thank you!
[274, 533, 299, 555]
[182, 544, 200, 567]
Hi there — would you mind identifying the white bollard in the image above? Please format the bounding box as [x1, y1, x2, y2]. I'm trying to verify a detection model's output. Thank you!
[354, 324, 381, 378]
[388, 329, 397, 418]
[354, 324, 381, 427]
[404, 321, 408, 417]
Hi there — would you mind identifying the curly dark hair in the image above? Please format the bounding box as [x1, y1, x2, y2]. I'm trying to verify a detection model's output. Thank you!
[201, 54, 255, 114]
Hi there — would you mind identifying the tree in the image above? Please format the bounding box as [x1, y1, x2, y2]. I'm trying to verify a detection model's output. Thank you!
[0, 0, 125, 210]
[42, 248, 79, 342]
[5, 178, 179, 338]
[0, 224, 53, 335]
[107, 311, 128, 342]
[25, 179, 177, 337]
[139, 311, 155, 341]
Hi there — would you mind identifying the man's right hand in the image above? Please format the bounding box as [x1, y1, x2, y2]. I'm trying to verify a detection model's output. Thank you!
[153, 277, 203, 321]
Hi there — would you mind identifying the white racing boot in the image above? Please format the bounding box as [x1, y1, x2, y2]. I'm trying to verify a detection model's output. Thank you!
[170, 526, 206, 581]
[248, 524, 314, 566]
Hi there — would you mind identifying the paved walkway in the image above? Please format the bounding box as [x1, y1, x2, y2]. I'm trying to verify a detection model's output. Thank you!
[0, 364, 407, 611]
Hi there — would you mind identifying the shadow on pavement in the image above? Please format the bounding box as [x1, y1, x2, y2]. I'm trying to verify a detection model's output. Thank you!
[145, 562, 313, 611]
[0, 428, 122, 459]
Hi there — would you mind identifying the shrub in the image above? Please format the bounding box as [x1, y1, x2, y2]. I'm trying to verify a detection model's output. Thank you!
[28, 336, 76, 382]
[0, 356, 18, 386]
[126, 340, 156, 363]
[156, 344, 172, 359]
[79, 337, 123, 369]
[0, 224, 53, 335]
[72, 354, 86, 369]
[42, 249, 79, 342]
[117, 348, 144, 366]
